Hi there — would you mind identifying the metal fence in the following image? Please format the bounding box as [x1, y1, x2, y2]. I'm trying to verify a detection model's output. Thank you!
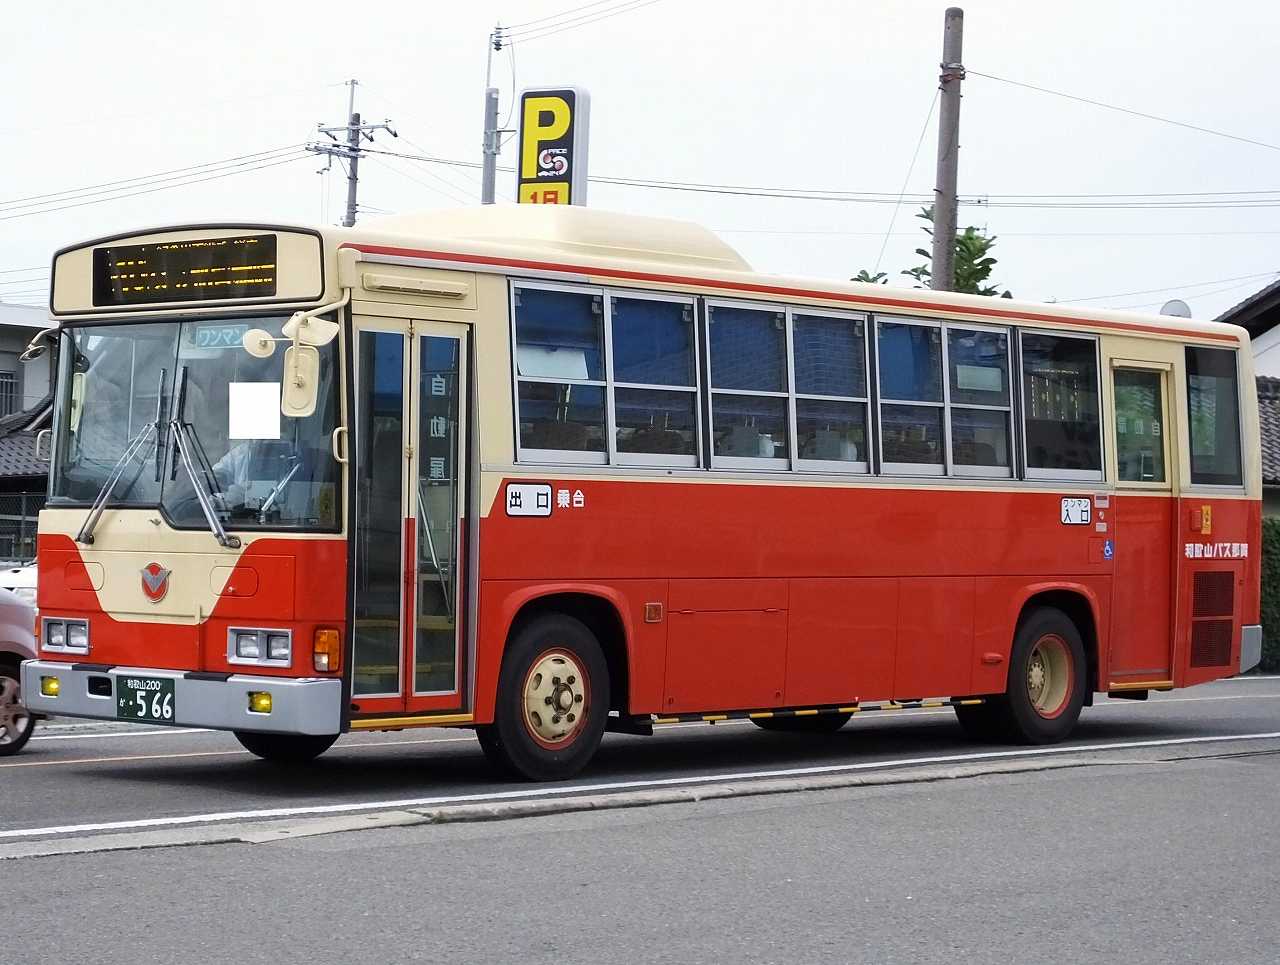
[0, 492, 44, 565]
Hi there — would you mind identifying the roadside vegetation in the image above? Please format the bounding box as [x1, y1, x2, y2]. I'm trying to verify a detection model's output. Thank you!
[1262, 517, 1280, 671]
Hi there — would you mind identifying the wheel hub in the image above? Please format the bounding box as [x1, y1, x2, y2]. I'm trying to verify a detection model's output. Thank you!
[1026, 634, 1071, 719]
[523, 651, 587, 746]
[0, 676, 30, 746]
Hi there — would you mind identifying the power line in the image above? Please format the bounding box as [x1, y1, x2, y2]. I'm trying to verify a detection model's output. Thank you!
[505, 0, 663, 43]
[376, 155, 474, 206]
[1058, 270, 1280, 304]
[716, 228, 1280, 238]
[0, 265, 49, 275]
[503, 0, 621, 31]
[0, 153, 309, 222]
[0, 145, 303, 211]
[969, 69, 1280, 153]
[874, 90, 938, 274]
[1114, 277, 1278, 312]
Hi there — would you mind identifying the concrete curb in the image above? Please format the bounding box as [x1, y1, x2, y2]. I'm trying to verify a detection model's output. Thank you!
[1, 753, 1157, 860]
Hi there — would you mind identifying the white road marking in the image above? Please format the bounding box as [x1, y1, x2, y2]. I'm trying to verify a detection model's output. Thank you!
[3, 729, 1278, 841]
[31, 728, 214, 742]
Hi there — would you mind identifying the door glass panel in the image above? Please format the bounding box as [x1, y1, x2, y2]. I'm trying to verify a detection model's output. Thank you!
[415, 336, 461, 693]
[352, 331, 404, 696]
[1114, 369, 1166, 483]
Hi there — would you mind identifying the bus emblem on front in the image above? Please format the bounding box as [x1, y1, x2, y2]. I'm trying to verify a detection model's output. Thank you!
[141, 563, 171, 603]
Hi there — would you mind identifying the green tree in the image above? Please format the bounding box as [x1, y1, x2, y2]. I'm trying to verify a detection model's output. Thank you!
[856, 206, 1012, 298]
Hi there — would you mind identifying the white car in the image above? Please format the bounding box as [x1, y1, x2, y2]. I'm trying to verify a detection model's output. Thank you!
[0, 584, 37, 755]
[0, 562, 37, 606]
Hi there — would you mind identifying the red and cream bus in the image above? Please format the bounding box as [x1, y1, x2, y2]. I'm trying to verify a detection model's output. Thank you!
[20, 206, 1262, 780]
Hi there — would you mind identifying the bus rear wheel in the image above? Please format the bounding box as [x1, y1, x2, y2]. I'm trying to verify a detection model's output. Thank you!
[751, 712, 852, 734]
[477, 613, 609, 782]
[958, 607, 1086, 745]
[235, 731, 337, 764]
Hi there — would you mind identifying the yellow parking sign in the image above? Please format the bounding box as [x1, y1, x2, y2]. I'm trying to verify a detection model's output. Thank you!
[516, 87, 590, 205]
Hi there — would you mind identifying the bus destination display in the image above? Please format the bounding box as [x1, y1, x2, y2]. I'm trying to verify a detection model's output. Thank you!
[92, 234, 277, 306]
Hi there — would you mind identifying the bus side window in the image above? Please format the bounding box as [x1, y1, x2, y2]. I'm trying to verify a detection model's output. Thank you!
[610, 296, 698, 461]
[876, 320, 945, 473]
[1020, 332, 1102, 479]
[513, 286, 607, 459]
[1185, 346, 1242, 487]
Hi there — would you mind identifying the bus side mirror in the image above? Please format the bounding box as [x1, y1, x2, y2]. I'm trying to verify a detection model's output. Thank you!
[281, 345, 320, 419]
[69, 372, 86, 433]
[242, 328, 277, 358]
[282, 311, 339, 347]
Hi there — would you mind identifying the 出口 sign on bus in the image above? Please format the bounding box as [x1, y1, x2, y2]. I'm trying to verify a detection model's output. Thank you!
[515, 87, 590, 206]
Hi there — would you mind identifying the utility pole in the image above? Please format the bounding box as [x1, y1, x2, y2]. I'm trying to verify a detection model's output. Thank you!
[930, 7, 965, 292]
[307, 79, 397, 227]
[481, 25, 508, 204]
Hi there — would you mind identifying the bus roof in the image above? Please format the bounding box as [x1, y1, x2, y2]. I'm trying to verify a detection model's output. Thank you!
[329, 205, 1248, 346]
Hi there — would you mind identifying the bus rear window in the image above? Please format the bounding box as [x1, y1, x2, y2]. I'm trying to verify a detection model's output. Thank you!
[1186, 347, 1242, 487]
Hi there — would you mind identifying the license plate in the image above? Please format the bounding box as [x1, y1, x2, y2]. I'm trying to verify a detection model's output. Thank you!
[116, 675, 176, 723]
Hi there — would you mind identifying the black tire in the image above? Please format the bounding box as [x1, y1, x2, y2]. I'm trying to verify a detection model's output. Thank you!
[751, 712, 852, 734]
[235, 730, 337, 763]
[999, 606, 1087, 744]
[479, 613, 609, 782]
[0, 664, 35, 757]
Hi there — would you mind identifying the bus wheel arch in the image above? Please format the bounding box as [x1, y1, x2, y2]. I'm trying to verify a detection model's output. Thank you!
[1013, 587, 1100, 700]
[501, 589, 632, 717]
[957, 586, 1098, 745]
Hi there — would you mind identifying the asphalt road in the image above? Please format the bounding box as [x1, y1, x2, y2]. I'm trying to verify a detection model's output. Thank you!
[5, 677, 1280, 963]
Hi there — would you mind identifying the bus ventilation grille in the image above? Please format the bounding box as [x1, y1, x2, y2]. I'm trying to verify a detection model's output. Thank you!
[1190, 571, 1235, 668]
[1191, 620, 1233, 668]
[1192, 570, 1234, 619]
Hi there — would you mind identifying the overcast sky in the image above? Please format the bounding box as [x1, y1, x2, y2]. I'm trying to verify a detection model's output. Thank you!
[2, 0, 1277, 318]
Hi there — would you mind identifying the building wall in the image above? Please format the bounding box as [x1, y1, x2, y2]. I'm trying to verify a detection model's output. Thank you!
[1264, 486, 1280, 518]
[0, 304, 53, 413]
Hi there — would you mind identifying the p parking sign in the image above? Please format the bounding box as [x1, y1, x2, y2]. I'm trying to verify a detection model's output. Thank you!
[516, 87, 590, 205]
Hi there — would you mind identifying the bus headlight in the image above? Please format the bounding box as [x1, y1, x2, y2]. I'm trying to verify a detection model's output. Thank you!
[267, 633, 291, 661]
[67, 623, 89, 650]
[45, 621, 66, 648]
[234, 631, 261, 659]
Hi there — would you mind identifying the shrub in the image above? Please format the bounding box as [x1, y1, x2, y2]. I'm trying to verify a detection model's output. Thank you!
[1260, 517, 1280, 672]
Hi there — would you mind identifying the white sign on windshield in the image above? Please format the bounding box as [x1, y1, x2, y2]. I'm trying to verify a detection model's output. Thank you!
[228, 382, 282, 440]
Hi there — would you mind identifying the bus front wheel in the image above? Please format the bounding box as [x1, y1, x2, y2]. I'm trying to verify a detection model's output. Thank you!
[235, 731, 337, 763]
[478, 613, 609, 782]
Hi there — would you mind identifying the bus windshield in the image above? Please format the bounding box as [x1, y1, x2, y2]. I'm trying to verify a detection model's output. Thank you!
[50, 315, 341, 531]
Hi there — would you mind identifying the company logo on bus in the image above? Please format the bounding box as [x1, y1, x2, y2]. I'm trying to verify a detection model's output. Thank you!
[141, 563, 171, 603]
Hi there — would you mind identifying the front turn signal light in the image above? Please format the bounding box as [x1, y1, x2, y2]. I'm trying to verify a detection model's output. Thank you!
[40, 675, 60, 697]
[313, 628, 341, 673]
[248, 691, 273, 714]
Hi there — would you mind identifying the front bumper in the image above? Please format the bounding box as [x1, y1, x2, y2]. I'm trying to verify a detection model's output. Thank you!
[20, 660, 342, 735]
[1241, 625, 1263, 675]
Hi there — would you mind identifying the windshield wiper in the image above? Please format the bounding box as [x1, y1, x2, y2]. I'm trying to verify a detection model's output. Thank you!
[170, 420, 241, 549]
[76, 368, 167, 545]
[258, 456, 302, 523]
[75, 422, 159, 545]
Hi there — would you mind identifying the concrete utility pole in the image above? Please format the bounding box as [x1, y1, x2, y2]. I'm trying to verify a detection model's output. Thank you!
[930, 7, 965, 292]
[307, 79, 397, 227]
[480, 26, 507, 205]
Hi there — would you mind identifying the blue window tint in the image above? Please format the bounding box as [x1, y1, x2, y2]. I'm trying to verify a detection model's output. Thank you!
[796, 399, 867, 464]
[948, 328, 1009, 407]
[709, 305, 787, 392]
[517, 382, 606, 453]
[877, 323, 943, 402]
[615, 388, 697, 456]
[793, 315, 866, 397]
[712, 394, 788, 459]
[611, 298, 695, 387]
[881, 404, 944, 466]
[514, 287, 603, 381]
[952, 408, 1011, 468]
